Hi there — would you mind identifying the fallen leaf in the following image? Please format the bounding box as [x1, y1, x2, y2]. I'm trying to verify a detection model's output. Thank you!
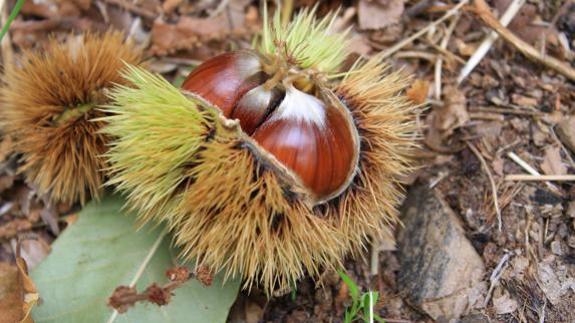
[434, 86, 469, 136]
[0, 218, 33, 240]
[358, 0, 404, 30]
[0, 253, 38, 323]
[16, 256, 38, 323]
[150, 3, 248, 55]
[406, 79, 429, 104]
[0, 262, 26, 323]
[493, 289, 518, 315]
[31, 195, 240, 322]
[492, 157, 504, 176]
[20, 1, 59, 18]
[541, 146, 566, 175]
[347, 34, 372, 56]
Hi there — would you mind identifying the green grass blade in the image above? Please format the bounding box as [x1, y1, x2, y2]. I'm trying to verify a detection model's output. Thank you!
[0, 0, 25, 42]
[338, 270, 360, 301]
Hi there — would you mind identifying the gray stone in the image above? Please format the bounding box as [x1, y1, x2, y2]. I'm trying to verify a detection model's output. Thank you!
[397, 184, 486, 320]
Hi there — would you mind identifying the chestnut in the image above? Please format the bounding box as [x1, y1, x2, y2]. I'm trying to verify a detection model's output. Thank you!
[103, 8, 416, 295]
[182, 51, 360, 202]
[0, 32, 143, 205]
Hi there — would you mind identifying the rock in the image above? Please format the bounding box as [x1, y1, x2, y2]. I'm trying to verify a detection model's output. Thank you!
[556, 115, 575, 154]
[397, 184, 486, 320]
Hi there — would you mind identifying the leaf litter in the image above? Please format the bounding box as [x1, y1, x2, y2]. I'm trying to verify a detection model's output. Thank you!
[0, 0, 574, 322]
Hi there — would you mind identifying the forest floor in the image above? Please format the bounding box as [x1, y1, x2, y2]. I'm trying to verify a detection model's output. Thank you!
[0, 0, 574, 322]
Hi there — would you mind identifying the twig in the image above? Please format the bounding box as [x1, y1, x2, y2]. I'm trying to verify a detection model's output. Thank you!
[467, 142, 502, 231]
[107, 231, 167, 323]
[378, 0, 470, 60]
[507, 152, 540, 175]
[426, 40, 466, 64]
[108, 267, 197, 314]
[473, 0, 575, 81]
[469, 111, 505, 121]
[468, 106, 543, 116]
[370, 241, 379, 276]
[505, 174, 575, 181]
[394, 50, 437, 62]
[457, 0, 526, 84]
[483, 252, 511, 307]
[435, 14, 460, 100]
[506, 152, 563, 195]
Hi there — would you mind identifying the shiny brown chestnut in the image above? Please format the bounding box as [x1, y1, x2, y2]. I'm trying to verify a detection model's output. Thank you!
[181, 51, 360, 203]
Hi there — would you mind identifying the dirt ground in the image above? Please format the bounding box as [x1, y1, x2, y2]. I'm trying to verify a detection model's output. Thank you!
[0, 0, 574, 322]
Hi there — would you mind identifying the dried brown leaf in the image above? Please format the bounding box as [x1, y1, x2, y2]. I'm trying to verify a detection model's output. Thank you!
[0, 262, 26, 323]
[541, 146, 566, 176]
[435, 86, 469, 136]
[0, 255, 38, 323]
[358, 0, 404, 30]
[406, 79, 429, 105]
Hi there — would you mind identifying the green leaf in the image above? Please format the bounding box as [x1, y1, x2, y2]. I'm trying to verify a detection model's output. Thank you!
[338, 270, 360, 302]
[31, 195, 240, 323]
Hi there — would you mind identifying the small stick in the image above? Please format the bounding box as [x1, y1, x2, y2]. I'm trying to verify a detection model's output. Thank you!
[505, 174, 575, 181]
[457, 0, 526, 84]
[473, 0, 575, 81]
[469, 111, 505, 121]
[506, 152, 563, 195]
[394, 50, 437, 62]
[467, 142, 502, 232]
[468, 106, 543, 116]
[507, 152, 540, 175]
[483, 252, 511, 307]
[435, 14, 460, 100]
[378, 0, 470, 60]
[370, 239, 379, 276]
[426, 40, 466, 64]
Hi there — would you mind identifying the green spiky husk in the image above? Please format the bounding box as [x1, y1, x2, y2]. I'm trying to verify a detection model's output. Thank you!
[102, 57, 416, 293]
[256, 5, 349, 76]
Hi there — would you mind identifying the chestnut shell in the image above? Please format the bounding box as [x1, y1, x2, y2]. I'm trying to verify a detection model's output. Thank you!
[182, 51, 360, 203]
